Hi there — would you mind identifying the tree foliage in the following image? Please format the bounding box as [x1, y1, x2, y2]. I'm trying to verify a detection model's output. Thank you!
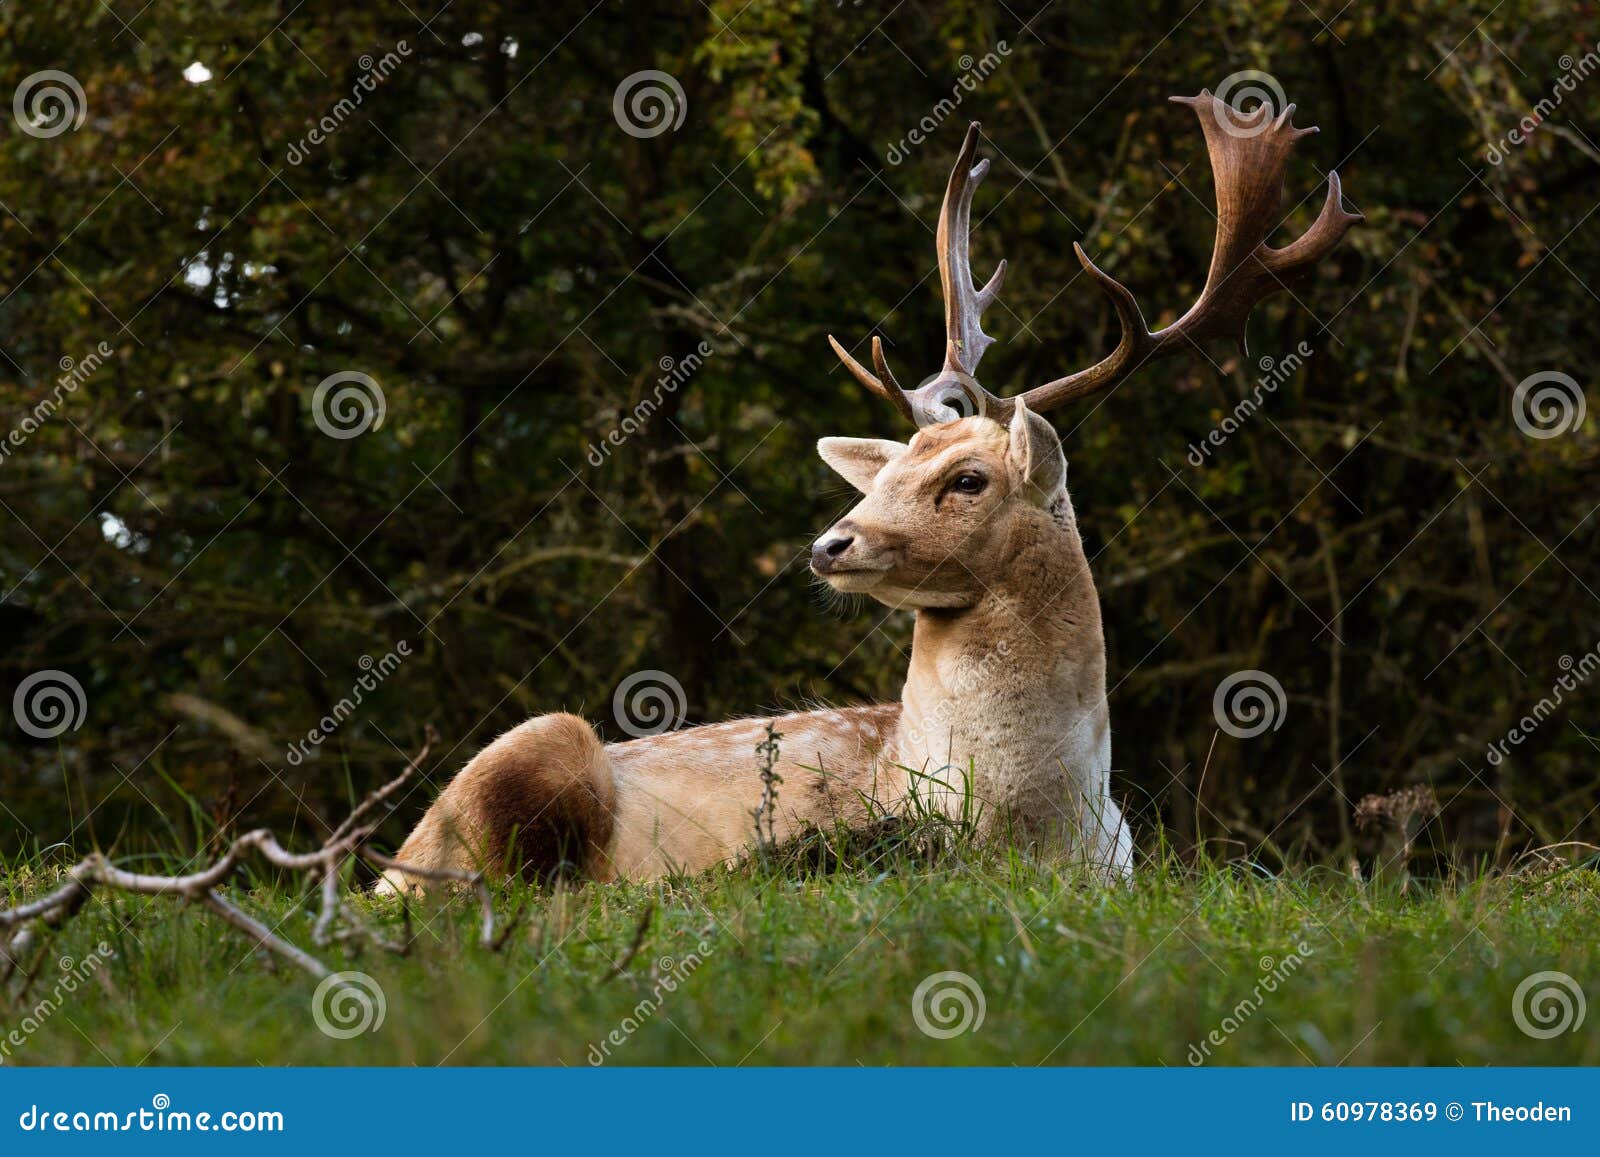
[1, 0, 1596, 864]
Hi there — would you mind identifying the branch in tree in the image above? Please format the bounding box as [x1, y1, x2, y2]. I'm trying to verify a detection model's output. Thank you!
[161, 692, 277, 763]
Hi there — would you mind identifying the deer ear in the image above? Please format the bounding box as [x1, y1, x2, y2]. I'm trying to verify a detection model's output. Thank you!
[1006, 401, 1065, 501]
[817, 437, 906, 493]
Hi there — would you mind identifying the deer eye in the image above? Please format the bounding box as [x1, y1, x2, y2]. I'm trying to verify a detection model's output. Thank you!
[951, 473, 987, 495]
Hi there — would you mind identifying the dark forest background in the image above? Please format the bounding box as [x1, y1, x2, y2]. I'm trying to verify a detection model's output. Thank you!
[2, 0, 1596, 867]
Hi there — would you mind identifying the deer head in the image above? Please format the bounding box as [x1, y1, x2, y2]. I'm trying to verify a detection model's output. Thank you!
[813, 88, 1359, 609]
[811, 405, 1066, 609]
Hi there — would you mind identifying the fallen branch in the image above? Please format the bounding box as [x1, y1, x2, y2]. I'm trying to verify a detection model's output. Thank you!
[0, 726, 501, 983]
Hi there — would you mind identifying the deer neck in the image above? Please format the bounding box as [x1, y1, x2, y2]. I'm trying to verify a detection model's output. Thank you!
[893, 507, 1109, 807]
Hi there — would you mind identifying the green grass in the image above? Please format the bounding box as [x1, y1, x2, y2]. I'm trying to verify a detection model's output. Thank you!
[2, 833, 1597, 1066]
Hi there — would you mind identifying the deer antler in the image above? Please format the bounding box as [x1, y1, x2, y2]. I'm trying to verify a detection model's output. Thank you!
[830, 123, 1009, 426]
[828, 89, 1361, 425]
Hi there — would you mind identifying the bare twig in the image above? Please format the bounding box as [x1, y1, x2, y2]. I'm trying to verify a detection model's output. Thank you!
[329, 724, 440, 845]
[201, 890, 330, 978]
[0, 729, 500, 983]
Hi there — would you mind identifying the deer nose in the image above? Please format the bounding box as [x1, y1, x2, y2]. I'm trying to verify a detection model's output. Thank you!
[810, 533, 855, 572]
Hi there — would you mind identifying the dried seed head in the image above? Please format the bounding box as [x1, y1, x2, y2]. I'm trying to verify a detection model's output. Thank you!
[1354, 785, 1440, 831]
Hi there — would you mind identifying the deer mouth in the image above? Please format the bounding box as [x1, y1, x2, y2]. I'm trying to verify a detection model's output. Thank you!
[828, 568, 885, 582]
[812, 553, 897, 596]
[813, 563, 891, 587]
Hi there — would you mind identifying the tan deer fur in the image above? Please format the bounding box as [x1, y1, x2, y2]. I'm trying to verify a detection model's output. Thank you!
[380, 403, 1132, 892]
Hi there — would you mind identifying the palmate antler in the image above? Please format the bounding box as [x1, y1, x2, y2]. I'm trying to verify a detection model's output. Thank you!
[829, 89, 1362, 425]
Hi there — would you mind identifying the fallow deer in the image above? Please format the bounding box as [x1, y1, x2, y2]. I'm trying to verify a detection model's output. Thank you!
[380, 87, 1358, 892]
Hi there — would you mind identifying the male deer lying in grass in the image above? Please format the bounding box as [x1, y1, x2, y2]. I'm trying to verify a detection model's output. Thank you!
[381, 88, 1358, 892]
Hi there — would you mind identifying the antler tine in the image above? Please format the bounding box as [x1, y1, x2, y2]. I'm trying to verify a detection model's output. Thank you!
[938, 122, 1008, 377]
[826, 334, 916, 422]
[1263, 169, 1358, 276]
[1020, 89, 1361, 413]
